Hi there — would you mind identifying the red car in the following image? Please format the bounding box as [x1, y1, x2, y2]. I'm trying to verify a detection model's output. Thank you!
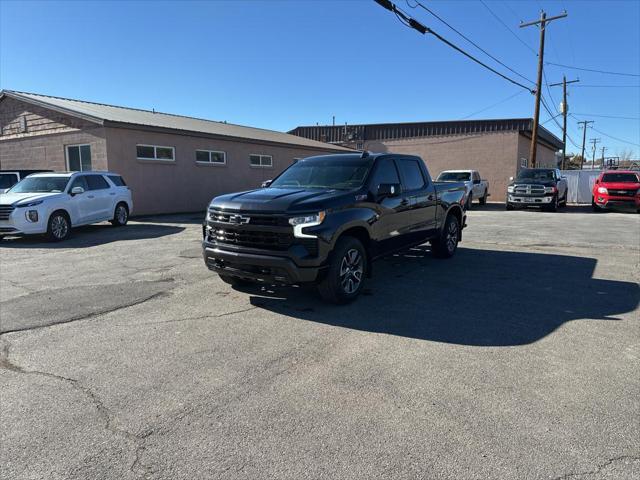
[592, 170, 640, 212]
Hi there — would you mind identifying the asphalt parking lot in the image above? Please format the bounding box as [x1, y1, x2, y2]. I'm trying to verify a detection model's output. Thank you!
[1, 204, 639, 480]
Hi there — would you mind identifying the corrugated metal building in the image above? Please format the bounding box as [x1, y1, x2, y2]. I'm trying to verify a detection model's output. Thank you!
[290, 119, 563, 202]
[0, 90, 351, 215]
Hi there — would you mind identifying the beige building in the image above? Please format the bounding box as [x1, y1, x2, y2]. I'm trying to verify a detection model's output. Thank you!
[0, 90, 350, 215]
[290, 119, 563, 202]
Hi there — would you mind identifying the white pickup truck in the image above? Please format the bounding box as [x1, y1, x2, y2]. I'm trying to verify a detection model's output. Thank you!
[0, 171, 132, 241]
[436, 170, 489, 209]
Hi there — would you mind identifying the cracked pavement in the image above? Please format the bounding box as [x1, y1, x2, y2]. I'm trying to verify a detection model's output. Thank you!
[0, 207, 639, 479]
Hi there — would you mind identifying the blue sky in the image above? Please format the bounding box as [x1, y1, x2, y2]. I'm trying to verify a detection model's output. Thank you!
[1, 0, 638, 158]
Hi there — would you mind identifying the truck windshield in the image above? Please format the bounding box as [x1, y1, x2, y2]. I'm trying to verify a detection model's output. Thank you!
[602, 173, 639, 183]
[8, 177, 70, 193]
[270, 159, 372, 190]
[517, 169, 554, 181]
[437, 172, 471, 182]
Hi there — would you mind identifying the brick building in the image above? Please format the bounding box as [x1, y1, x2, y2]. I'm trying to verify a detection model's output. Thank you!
[0, 90, 350, 215]
[289, 119, 563, 202]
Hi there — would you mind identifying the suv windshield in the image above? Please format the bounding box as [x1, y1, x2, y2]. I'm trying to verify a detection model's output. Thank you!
[9, 176, 70, 193]
[270, 158, 372, 190]
[602, 173, 639, 183]
[517, 169, 554, 181]
[437, 172, 470, 182]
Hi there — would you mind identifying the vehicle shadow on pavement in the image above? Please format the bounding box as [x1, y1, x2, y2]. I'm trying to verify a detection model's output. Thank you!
[246, 246, 639, 346]
[0, 223, 184, 249]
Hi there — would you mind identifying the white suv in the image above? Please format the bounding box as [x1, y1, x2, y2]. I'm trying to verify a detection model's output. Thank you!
[0, 171, 133, 241]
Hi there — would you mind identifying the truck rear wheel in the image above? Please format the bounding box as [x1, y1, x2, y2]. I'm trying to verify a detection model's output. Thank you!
[317, 236, 367, 304]
[480, 191, 488, 205]
[431, 214, 460, 259]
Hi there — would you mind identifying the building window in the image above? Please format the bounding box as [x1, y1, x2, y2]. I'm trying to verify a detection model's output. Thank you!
[250, 154, 273, 167]
[137, 144, 175, 161]
[196, 149, 226, 165]
[520, 157, 528, 168]
[66, 144, 92, 171]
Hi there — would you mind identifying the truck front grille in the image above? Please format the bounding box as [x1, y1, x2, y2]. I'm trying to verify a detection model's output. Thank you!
[608, 189, 636, 197]
[211, 227, 293, 250]
[0, 205, 15, 220]
[209, 209, 287, 226]
[513, 184, 546, 195]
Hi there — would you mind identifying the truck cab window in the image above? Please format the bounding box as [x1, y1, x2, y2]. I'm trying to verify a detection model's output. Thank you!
[397, 159, 425, 191]
[370, 158, 400, 190]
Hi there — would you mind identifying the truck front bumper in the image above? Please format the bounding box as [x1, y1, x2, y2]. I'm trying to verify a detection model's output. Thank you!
[203, 245, 324, 285]
[507, 194, 554, 205]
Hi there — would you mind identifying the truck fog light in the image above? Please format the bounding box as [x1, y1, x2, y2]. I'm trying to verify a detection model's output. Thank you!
[26, 210, 39, 222]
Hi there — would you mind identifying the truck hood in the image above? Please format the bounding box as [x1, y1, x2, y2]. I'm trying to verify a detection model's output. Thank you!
[600, 182, 640, 190]
[510, 179, 556, 187]
[210, 187, 357, 213]
[0, 192, 64, 206]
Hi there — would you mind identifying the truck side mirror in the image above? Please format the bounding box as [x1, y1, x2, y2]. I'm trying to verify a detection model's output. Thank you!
[594, 179, 599, 184]
[377, 183, 401, 198]
[261, 180, 272, 188]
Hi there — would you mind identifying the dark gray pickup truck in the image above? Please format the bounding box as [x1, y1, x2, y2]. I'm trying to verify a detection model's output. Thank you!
[202, 152, 467, 303]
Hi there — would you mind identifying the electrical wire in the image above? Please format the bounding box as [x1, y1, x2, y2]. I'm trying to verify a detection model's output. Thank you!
[571, 113, 640, 121]
[406, 0, 535, 85]
[545, 62, 640, 77]
[378, 2, 536, 93]
[478, 0, 537, 56]
[461, 90, 526, 119]
[569, 114, 640, 148]
[573, 85, 640, 88]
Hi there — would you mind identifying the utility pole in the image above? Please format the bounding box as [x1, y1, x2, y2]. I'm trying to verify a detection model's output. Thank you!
[589, 138, 601, 168]
[520, 10, 567, 168]
[578, 120, 594, 170]
[550, 76, 579, 170]
[601, 146, 607, 169]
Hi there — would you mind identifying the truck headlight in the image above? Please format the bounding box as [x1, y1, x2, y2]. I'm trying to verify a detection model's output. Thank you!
[544, 186, 557, 194]
[597, 187, 608, 194]
[507, 186, 515, 193]
[289, 211, 326, 238]
[26, 210, 39, 222]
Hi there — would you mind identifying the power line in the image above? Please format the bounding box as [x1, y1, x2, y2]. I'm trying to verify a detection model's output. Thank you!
[373, 1, 535, 93]
[545, 62, 640, 77]
[570, 113, 640, 147]
[571, 113, 640, 121]
[479, 0, 537, 55]
[406, 0, 534, 85]
[461, 90, 526, 119]
[573, 85, 640, 88]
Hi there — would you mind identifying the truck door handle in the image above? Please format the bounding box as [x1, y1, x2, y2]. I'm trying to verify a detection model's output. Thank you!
[427, 194, 435, 201]
[87, 195, 95, 199]
[109, 192, 115, 196]
[400, 198, 409, 206]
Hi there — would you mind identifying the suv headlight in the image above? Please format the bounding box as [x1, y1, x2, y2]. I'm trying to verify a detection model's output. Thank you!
[15, 200, 44, 208]
[597, 187, 608, 194]
[507, 186, 515, 193]
[289, 211, 326, 238]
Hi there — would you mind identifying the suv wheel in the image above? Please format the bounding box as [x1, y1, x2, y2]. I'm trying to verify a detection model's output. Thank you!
[46, 211, 71, 242]
[431, 214, 460, 258]
[111, 203, 129, 226]
[317, 236, 367, 304]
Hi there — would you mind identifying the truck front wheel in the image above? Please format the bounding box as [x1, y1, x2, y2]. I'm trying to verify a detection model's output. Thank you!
[317, 236, 367, 304]
[431, 214, 460, 259]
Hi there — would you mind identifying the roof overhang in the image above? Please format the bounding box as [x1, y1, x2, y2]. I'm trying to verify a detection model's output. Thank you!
[0, 90, 105, 125]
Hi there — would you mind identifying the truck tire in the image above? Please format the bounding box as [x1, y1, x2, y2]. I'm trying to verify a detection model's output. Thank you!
[317, 236, 367, 304]
[545, 195, 559, 212]
[431, 214, 460, 259]
[46, 211, 71, 242]
[506, 202, 514, 211]
[466, 193, 473, 210]
[480, 191, 488, 205]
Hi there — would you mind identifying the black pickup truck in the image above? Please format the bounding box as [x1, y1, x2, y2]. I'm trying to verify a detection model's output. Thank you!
[202, 152, 467, 303]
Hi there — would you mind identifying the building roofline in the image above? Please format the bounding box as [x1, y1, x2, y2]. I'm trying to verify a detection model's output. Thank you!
[0, 90, 105, 125]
